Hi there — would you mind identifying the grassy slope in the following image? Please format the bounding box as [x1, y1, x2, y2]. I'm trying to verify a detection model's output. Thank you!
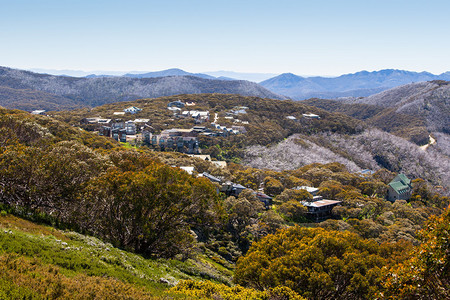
[0, 213, 233, 299]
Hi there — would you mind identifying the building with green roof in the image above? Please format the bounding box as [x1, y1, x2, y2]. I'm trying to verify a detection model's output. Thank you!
[387, 173, 412, 202]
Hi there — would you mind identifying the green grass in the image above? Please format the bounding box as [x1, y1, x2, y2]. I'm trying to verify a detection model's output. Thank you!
[0, 214, 234, 298]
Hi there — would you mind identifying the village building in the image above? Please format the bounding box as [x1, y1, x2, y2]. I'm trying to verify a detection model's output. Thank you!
[133, 118, 150, 124]
[179, 166, 195, 175]
[255, 192, 273, 208]
[112, 120, 125, 129]
[181, 110, 210, 123]
[229, 106, 248, 115]
[167, 100, 185, 108]
[168, 106, 182, 114]
[97, 118, 111, 125]
[124, 106, 142, 114]
[301, 199, 342, 221]
[150, 128, 200, 154]
[31, 110, 46, 115]
[387, 173, 412, 202]
[125, 120, 136, 135]
[212, 161, 227, 168]
[111, 128, 127, 143]
[201, 172, 222, 184]
[302, 113, 320, 119]
[231, 125, 247, 134]
[142, 130, 152, 144]
[294, 186, 319, 196]
[99, 126, 111, 137]
[81, 117, 102, 124]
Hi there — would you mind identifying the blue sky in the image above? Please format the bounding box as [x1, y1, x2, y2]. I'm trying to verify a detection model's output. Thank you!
[1, 0, 449, 76]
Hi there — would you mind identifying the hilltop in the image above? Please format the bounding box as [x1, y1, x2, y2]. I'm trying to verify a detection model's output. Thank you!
[260, 69, 450, 100]
[0, 66, 285, 111]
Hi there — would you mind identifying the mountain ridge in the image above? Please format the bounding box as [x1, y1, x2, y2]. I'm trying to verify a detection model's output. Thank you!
[260, 69, 450, 99]
[0, 66, 286, 110]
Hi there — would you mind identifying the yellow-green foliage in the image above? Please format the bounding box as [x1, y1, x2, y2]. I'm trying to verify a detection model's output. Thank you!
[0, 254, 157, 299]
[171, 279, 306, 300]
[235, 226, 411, 300]
[381, 206, 450, 299]
[0, 213, 234, 299]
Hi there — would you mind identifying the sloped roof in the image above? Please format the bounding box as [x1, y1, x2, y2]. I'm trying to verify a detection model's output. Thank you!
[302, 200, 341, 208]
[389, 173, 412, 194]
[389, 181, 410, 194]
[396, 173, 411, 185]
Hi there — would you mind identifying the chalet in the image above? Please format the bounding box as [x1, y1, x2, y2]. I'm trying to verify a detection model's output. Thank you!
[112, 120, 125, 129]
[98, 118, 111, 125]
[179, 166, 195, 175]
[181, 110, 210, 123]
[31, 110, 46, 115]
[294, 186, 319, 196]
[112, 128, 127, 143]
[142, 130, 152, 144]
[230, 106, 248, 115]
[124, 106, 142, 114]
[81, 117, 101, 124]
[202, 172, 222, 184]
[160, 128, 195, 137]
[152, 131, 199, 154]
[301, 199, 342, 221]
[125, 121, 136, 135]
[168, 106, 182, 114]
[231, 125, 247, 134]
[220, 182, 246, 196]
[212, 161, 227, 168]
[133, 118, 150, 124]
[255, 192, 273, 208]
[302, 113, 320, 119]
[167, 100, 185, 108]
[99, 126, 111, 137]
[387, 173, 412, 202]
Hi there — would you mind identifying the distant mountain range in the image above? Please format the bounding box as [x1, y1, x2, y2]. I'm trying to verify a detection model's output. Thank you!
[29, 68, 277, 82]
[260, 69, 450, 100]
[0, 66, 285, 110]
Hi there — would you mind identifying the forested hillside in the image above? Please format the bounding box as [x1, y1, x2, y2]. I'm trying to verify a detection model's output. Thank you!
[0, 101, 448, 299]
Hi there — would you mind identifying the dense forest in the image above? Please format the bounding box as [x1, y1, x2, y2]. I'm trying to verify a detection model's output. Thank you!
[0, 106, 448, 299]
